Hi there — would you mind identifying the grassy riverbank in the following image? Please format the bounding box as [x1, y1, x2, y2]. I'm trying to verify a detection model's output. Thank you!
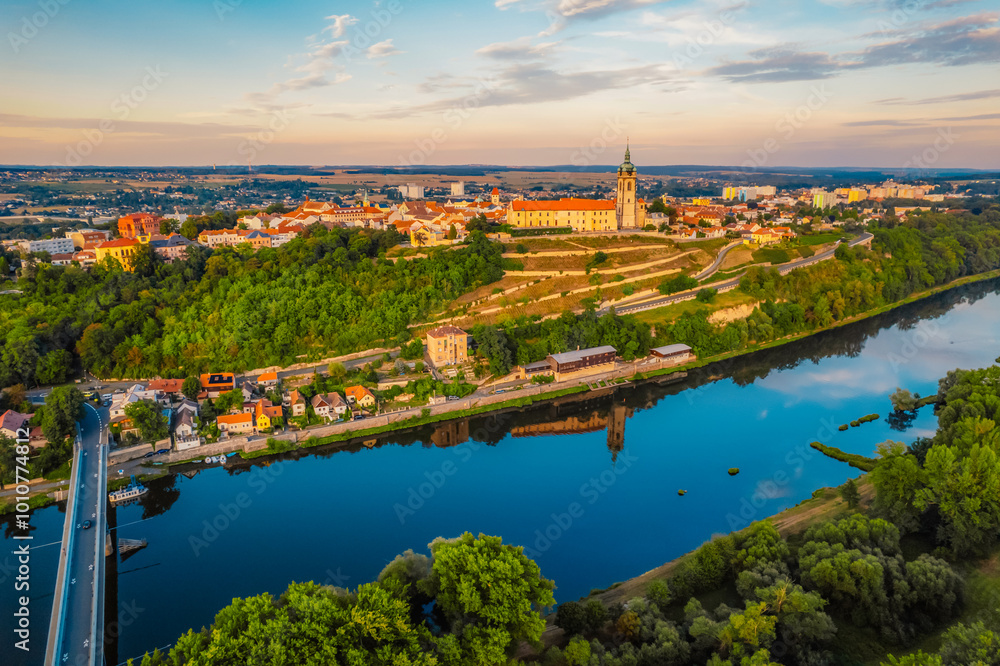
[239, 385, 591, 460]
[634, 267, 1000, 382]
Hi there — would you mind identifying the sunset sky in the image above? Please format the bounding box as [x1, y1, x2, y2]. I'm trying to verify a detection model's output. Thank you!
[1, 0, 998, 168]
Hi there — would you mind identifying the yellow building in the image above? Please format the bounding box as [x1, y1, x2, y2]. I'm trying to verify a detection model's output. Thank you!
[508, 145, 646, 232]
[426, 325, 469, 367]
[692, 198, 712, 206]
[94, 238, 140, 271]
[507, 198, 618, 232]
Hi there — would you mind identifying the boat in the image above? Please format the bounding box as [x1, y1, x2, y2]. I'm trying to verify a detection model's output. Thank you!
[109, 475, 148, 504]
[225, 452, 238, 457]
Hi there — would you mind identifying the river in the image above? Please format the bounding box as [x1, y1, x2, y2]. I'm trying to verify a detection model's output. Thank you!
[4, 277, 1000, 665]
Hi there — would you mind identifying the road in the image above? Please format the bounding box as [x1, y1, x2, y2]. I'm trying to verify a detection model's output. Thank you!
[600, 233, 873, 316]
[691, 241, 743, 281]
[47, 402, 108, 666]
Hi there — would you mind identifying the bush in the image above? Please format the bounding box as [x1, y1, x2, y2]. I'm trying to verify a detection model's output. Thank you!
[515, 243, 529, 254]
[622, 284, 634, 296]
[696, 288, 718, 303]
[658, 275, 699, 295]
[839, 424, 849, 431]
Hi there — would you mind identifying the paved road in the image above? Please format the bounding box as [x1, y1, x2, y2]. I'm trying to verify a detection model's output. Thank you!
[601, 232, 873, 316]
[691, 241, 743, 281]
[50, 403, 108, 666]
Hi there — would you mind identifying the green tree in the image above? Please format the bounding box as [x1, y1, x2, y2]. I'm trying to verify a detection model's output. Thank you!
[182, 376, 201, 401]
[418, 532, 555, 664]
[890, 387, 918, 411]
[124, 399, 169, 443]
[841, 478, 861, 509]
[42, 386, 84, 442]
[327, 362, 347, 381]
[35, 349, 74, 386]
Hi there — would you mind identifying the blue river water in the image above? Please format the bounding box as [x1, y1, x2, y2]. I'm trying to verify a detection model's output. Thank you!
[3, 277, 1000, 665]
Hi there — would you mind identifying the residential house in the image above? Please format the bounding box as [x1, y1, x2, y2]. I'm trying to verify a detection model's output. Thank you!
[258, 372, 278, 388]
[217, 412, 254, 436]
[310, 393, 333, 421]
[95, 238, 140, 271]
[117, 213, 162, 239]
[110, 384, 167, 419]
[66, 229, 111, 249]
[344, 385, 377, 409]
[147, 378, 185, 396]
[148, 233, 195, 262]
[173, 400, 200, 451]
[288, 390, 307, 417]
[200, 373, 235, 399]
[0, 410, 31, 441]
[254, 399, 283, 430]
[426, 325, 469, 368]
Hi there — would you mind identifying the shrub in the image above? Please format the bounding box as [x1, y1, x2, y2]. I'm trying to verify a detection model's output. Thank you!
[839, 424, 849, 431]
[622, 284, 635, 296]
[696, 288, 718, 303]
[515, 243, 529, 254]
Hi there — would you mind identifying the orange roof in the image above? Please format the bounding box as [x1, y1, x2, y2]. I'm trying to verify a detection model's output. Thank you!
[99, 238, 139, 249]
[345, 385, 374, 401]
[200, 373, 235, 389]
[217, 413, 252, 426]
[511, 198, 615, 212]
[491, 188, 499, 195]
[258, 372, 278, 382]
[148, 378, 185, 393]
[427, 325, 467, 338]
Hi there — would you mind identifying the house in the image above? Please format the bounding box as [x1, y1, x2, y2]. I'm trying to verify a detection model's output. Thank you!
[173, 401, 200, 450]
[148, 233, 195, 262]
[426, 325, 470, 368]
[254, 399, 283, 430]
[95, 238, 140, 271]
[147, 378, 185, 396]
[310, 393, 332, 420]
[200, 373, 235, 399]
[327, 392, 349, 416]
[547, 346, 617, 381]
[650, 344, 694, 364]
[0, 410, 31, 441]
[217, 412, 254, 436]
[258, 372, 278, 388]
[118, 213, 162, 239]
[288, 390, 307, 417]
[344, 385, 377, 409]
[110, 384, 167, 419]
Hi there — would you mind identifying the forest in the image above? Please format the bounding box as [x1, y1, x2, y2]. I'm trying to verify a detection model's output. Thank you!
[0, 228, 504, 386]
[127, 361, 1000, 665]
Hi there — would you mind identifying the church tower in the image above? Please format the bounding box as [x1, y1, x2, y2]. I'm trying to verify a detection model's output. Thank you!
[616, 143, 637, 229]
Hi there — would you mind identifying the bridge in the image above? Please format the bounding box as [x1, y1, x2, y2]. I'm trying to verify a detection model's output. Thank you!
[44, 403, 109, 666]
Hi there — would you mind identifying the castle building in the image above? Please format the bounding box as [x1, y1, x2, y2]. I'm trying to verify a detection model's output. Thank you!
[507, 145, 645, 232]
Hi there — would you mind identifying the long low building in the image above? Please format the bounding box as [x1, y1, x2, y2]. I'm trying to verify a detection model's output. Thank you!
[517, 345, 618, 381]
[650, 344, 694, 364]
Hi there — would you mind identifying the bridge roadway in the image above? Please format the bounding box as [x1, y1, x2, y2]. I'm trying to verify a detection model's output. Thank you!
[599, 232, 874, 316]
[44, 403, 108, 666]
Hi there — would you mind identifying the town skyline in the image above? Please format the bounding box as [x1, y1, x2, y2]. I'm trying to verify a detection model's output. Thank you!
[2, 0, 999, 168]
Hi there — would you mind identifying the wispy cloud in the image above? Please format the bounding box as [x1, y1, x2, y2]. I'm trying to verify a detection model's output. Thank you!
[876, 88, 1000, 105]
[367, 39, 404, 59]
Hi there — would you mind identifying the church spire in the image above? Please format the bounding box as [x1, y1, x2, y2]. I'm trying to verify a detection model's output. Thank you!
[624, 138, 630, 164]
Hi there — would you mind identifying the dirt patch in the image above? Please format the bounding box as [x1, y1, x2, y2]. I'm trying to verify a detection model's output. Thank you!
[708, 303, 758, 325]
[721, 247, 753, 270]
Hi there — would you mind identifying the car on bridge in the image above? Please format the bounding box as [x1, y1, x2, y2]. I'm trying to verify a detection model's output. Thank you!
[81, 520, 92, 530]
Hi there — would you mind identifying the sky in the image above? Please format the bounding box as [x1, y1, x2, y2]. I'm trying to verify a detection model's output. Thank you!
[0, 0, 998, 168]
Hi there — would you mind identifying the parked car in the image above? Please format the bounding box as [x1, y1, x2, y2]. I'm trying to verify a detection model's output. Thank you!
[143, 452, 156, 458]
[447, 395, 460, 401]
[155, 449, 169, 456]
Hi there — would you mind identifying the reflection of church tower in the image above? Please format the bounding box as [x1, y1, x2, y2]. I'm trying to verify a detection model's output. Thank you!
[615, 143, 637, 229]
[607, 402, 627, 463]
[430, 420, 470, 448]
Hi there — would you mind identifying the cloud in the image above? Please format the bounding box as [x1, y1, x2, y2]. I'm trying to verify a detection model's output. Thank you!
[495, 0, 673, 35]
[842, 119, 924, 126]
[243, 14, 356, 108]
[477, 38, 561, 60]
[876, 88, 1000, 105]
[323, 14, 358, 38]
[705, 47, 844, 82]
[932, 112, 1000, 120]
[0, 113, 256, 139]
[855, 12, 1000, 67]
[367, 39, 404, 59]
[376, 62, 673, 119]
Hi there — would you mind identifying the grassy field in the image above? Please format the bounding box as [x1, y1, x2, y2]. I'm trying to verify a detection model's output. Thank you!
[629, 289, 759, 325]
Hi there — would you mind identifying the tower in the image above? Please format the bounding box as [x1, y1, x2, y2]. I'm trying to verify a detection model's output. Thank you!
[491, 187, 500, 206]
[616, 143, 637, 229]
